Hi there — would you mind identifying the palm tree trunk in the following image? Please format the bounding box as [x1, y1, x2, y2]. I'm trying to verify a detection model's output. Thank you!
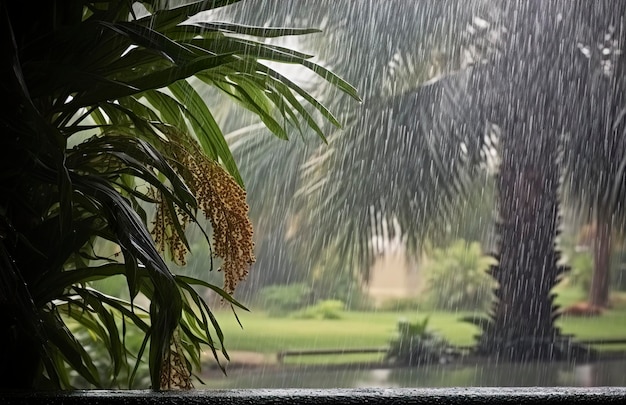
[476, 2, 594, 361]
[479, 112, 567, 361]
[589, 217, 612, 307]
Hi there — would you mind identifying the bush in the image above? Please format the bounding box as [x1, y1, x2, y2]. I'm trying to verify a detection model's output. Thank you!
[385, 317, 458, 366]
[613, 265, 626, 291]
[294, 300, 345, 320]
[343, 290, 376, 311]
[309, 247, 372, 311]
[378, 297, 425, 312]
[423, 240, 496, 311]
[568, 250, 594, 292]
[257, 283, 314, 317]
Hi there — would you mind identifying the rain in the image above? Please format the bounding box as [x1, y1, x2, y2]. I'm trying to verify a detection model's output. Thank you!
[147, 0, 624, 389]
[4, 0, 626, 391]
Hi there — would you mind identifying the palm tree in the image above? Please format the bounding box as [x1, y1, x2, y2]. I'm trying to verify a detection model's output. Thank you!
[208, 0, 484, 296]
[200, 1, 625, 362]
[298, 1, 624, 361]
[562, 6, 626, 308]
[0, 0, 356, 389]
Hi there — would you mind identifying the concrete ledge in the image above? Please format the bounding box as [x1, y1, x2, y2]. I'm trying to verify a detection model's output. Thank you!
[1, 388, 626, 404]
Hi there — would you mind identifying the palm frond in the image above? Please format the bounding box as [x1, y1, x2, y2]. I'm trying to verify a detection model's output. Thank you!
[296, 67, 490, 278]
[2, 0, 354, 389]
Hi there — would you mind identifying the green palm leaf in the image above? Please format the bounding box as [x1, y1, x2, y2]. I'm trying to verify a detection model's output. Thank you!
[2, 0, 355, 390]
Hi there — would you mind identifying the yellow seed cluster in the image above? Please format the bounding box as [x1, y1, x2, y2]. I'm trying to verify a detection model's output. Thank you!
[148, 126, 255, 388]
[160, 329, 193, 390]
[178, 147, 255, 294]
[148, 123, 255, 295]
[150, 189, 190, 266]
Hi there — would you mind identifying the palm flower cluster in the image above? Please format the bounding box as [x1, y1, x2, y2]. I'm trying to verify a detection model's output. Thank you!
[149, 130, 255, 389]
[160, 328, 193, 390]
[151, 133, 255, 294]
[185, 151, 255, 294]
[151, 189, 191, 266]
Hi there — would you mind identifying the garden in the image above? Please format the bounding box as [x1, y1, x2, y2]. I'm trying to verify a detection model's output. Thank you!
[205, 267, 626, 366]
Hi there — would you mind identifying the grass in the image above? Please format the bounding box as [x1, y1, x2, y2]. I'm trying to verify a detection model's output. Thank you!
[210, 287, 626, 365]
[213, 310, 480, 355]
[212, 309, 482, 365]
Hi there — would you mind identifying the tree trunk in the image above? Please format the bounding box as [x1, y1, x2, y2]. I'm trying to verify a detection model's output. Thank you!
[589, 218, 612, 307]
[478, 112, 568, 361]
[474, 2, 594, 361]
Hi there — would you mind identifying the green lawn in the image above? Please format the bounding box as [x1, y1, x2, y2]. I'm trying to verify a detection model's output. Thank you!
[212, 304, 626, 365]
[214, 310, 480, 354]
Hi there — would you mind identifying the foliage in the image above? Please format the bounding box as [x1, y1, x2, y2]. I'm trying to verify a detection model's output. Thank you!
[207, 1, 486, 290]
[291, 2, 493, 281]
[309, 245, 371, 310]
[564, 241, 626, 295]
[294, 300, 345, 320]
[566, 249, 594, 292]
[208, 0, 626, 362]
[343, 293, 376, 312]
[378, 297, 425, 312]
[561, 17, 626, 239]
[257, 283, 314, 317]
[385, 317, 459, 366]
[68, 319, 152, 389]
[422, 240, 496, 311]
[613, 262, 626, 292]
[0, 0, 356, 390]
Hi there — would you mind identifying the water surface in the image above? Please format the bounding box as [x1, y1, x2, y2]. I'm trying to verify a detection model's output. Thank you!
[202, 360, 626, 389]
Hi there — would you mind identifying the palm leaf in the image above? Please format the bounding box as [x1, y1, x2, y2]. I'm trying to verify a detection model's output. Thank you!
[139, 1, 243, 32]
[2, 0, 355, 390]
[170, 80, 243, 184]
[43, 309, 102, 387]
[188, 22, 322, 38]
[296, 67, 488, 276]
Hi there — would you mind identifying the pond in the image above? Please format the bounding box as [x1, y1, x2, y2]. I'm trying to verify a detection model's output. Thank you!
[201, 360, 626, 389]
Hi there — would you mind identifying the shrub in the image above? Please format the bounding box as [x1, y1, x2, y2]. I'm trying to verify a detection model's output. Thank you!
[385, 317, 458, 366]
[294, 300, 345, 320]
[423, 240, 496, 311]
[309, 248, 371, 311]
[568, 250, 594, 292]
[378, 297, 425, 312]
[257, 283, 314, 317]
